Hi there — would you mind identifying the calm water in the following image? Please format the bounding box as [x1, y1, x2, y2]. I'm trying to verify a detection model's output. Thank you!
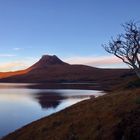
[0, 83, 104, 138]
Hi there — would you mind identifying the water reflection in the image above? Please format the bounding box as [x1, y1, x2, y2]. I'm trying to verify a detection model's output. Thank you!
[0, 83, 105, 138]
[34, 90, 98, 109]
[34, 92, 64, 109]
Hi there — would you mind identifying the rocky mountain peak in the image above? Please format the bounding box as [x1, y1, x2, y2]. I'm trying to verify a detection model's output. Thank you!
[29, 55, 68, 70]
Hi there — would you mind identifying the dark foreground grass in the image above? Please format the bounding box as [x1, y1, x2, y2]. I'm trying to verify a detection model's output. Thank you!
[2, 89, 140, 140]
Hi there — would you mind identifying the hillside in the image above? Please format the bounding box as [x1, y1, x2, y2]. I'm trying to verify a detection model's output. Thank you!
[0, 55, 131, 88]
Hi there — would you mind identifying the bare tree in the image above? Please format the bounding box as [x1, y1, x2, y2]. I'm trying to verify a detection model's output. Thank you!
[103, 21, 140, 78]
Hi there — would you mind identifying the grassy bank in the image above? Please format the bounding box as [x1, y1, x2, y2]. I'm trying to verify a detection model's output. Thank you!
[2, 88, 140, 140]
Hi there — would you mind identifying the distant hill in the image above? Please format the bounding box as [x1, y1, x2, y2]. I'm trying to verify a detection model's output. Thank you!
[0, 55, 132, 86]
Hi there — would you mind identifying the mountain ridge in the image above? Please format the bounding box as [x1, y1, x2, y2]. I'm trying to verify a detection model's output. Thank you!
[0, 55, 131, 84]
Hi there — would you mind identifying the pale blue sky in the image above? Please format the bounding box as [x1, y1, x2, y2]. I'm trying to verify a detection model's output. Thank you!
[0, 0, 140, 71]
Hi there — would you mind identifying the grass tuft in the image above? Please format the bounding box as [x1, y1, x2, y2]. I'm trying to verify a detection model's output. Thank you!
[135, 96, 140, 104]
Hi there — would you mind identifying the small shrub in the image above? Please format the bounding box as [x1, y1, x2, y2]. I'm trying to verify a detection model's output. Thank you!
[127, 79, 140, 88]
[135, 97, 140, 104]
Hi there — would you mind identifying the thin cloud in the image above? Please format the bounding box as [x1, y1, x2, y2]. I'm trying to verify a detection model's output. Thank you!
[13, 47, 22, 51]
[0, 57, 38, 72]
[0, 61, 26, 72]
[0, 54, 16, 57]
[65, 55, 127, 68]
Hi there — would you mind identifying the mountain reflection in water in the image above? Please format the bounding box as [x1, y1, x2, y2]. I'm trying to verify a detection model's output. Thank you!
[34, 91, 95, 109]
[34, 92, 64, 109]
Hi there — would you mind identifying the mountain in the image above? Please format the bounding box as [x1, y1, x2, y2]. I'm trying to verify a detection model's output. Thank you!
[0, 55, 131, 85]
[28, 55, 68, 70]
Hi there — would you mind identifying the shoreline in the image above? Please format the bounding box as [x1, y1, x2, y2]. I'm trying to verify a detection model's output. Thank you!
[1, 72, 140, 140]
[2, 87, 140, 140]
[0, 84, 105, 139]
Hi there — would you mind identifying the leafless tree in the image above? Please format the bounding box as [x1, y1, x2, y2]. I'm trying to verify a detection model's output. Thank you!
[103, 21, 140, 78]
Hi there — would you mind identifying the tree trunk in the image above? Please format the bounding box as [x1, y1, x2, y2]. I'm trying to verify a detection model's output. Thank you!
[134, 68, 140, 79]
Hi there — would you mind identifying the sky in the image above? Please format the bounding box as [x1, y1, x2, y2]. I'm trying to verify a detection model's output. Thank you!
[0, 0, 140, 71]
